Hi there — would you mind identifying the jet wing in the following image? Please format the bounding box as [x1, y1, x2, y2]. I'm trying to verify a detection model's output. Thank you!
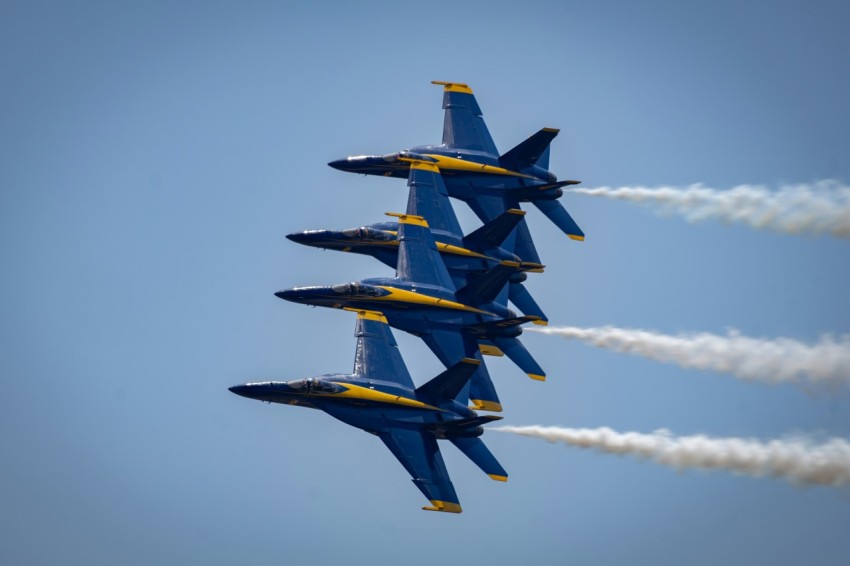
[432, 81, 499, 155]
[378, 427, 461, 513]
[348, 309, 415, 390]
[392, 213, 456, 291]
[404, 160, 464, 237]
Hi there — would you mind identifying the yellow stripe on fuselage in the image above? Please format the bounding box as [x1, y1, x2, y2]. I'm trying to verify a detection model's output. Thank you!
[374, 286, 492, 315]
[423, 154, 535, 179]
[330, 382, 443, 411]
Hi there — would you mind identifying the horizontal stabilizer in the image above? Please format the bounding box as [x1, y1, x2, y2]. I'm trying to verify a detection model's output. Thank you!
[415, 358, 481, 403]
[450, 436, 508, 481]
[499, 127, 559, 170]
[464, 209, 525, 253]
[491, 336, 546, 381]
[442, 415, 503, 430]
[456, 260, 521, 306]
[465, 315, 542, 337]
[533, 199, 585, 241]
[533, 179, 582, 192]
[509, 283, 549, 325]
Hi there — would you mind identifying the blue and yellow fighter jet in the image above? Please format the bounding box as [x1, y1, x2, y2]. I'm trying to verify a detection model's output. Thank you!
[230, 309, 508, 513]
[328, 81, 584, 264]
[278, 211, 549, 413]
[288, 160, 551, 324]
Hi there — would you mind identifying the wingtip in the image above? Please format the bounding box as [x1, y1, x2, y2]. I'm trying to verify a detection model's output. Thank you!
[527, 373, 547, 382]
[478, 343, 505, 357]
[386, 212, 429, 228]
[423, 500, 463, 513]
[488, 474, 509, 482]
[568, 234, 586, 242]
[431, 81, 473, 94]
[470, 399, 503, 412]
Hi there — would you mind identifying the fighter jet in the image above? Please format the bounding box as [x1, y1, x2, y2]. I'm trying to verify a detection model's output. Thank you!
[328, 81, 584, 263]
[230, 309, 508, 513]
[288, 160, 551, 324]
[278, 212, 549, 413]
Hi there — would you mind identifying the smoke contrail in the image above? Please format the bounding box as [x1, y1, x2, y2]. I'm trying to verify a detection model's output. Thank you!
[492, 425, 850, 487]
[528, 326, 850, 388]
[572, 180, 850, 238]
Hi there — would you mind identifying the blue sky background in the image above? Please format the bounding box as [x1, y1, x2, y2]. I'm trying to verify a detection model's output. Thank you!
[2, 1, 849, 564]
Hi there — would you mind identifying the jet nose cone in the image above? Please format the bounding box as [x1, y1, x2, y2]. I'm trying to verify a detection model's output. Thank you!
[327, 158, 350, 171]
[274, 289, 295, 301]
[285, 231, 308, 244]
[228, 384, 251, 397]
[275, 285, 334, 305]
[286, 230, 341, 248]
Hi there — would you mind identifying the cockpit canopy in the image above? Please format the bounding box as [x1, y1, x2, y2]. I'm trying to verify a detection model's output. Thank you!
[330, 282, 385, 297]
[339, 227, 394, 242]
[286, 378, 344, 395]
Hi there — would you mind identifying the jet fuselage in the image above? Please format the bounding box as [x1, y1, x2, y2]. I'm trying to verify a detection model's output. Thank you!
[276, 278, 521, 339]
[229, 374, 480, 436]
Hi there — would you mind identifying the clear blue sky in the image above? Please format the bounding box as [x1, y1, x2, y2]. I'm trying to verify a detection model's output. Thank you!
[2, 1, 849, 564]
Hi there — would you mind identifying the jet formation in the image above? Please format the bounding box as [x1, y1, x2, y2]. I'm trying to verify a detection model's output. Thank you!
[230, 82, 584, 513]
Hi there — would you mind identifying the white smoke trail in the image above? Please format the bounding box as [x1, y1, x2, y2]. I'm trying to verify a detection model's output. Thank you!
[573, 180, 850, 238]
[528, 326, 850, 388]
[492, 425, 850, 487]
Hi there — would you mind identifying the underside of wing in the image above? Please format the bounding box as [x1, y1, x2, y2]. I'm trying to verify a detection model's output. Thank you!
[379, 428, 461, 513]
